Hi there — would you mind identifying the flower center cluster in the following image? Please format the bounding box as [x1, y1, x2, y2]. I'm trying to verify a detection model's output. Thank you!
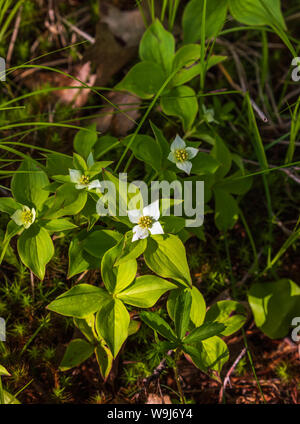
[79, 175, 90, 185]
[175, 148, 188, 162]
[22, 210, 33, 225]
[138, 215, 153, 229]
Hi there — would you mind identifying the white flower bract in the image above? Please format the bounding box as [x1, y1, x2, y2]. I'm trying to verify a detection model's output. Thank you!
[11, 205, 36, 229]
[128, 200, 164, 242]
[69, 169, 101, 191]
[167, 134, 198, 175]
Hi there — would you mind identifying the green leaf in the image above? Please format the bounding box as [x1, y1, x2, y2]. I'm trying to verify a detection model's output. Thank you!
[228, 0, 286, 30]
[59, 339, 94, 371]
[0, 228, 20, 269]
[214, 188, 239, 231]
[68, 231, 100, 278]
[124, 134, 162, 172]
[96, 299, 130, 358]
[248, 279, 300, 339]
[190, 286, 207, 326]
[211, 138, 232, 179]
[11, 157, 49, 210]
[88, 161, 113, 177]
[47, 284, 110, 318]
[2, 220, 21, 244]
[128, 320, 141, 336]
[139, 19, 175, 75]
[140, 311, 177, 342]
[45, 183, 87, 219]
[183, 0, 228, 43]
[81, 196, 100, 230]
[94, 135, 120, 159]
[160, 216, 186, 234]
[144, 234, 192, 288]
[0, 198, 22, 215]
[114, 232, 147, 266]
[74, 124, 98, 160]
[207, 55, 227, 70]
[42, 218, 77, 232]
[17, 224, 54, 280]
[183, 336, 229, 380]
[74, 315, 96, 343]
[116, 61, 165, 99]
[174, 290, 192, 340]
[101, 241, 137, 293]
[116, 260, 137, 294]
[161, 85, 198, 131]
[95, 342, 113, 381]
[171, 56, 227, 87]
[170, 45, 201, 87]
[184, 321, 225, 344]
[83, 230, 122, 258]
[3, 390, 20, 404]
[173, 44, 201, 70]
[191, 152, 220, 175]
[215, 171, 253, 195]
[73, 153, 87, 171]
[51, 175, 71, 183]
[167, 286, 206, 327]
[117, 275, 177, 308]
[171, 65, 201, 88]
[205, 300, 247, 336]
[0, 365, 10, 376]
[101, 169, 143, 224]
[150, 121, 170, 158]
[46, 153, 73, 177]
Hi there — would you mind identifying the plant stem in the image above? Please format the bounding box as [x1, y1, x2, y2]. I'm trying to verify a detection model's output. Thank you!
[242, 330, 266, 404]
[173, 348, 185, 404]
[224, 234, 237, 298]
[199, 0, 207, 94]
[161, 0, 168, 22]
[20, 315, 50, 356]
[115, 69, 178, 173]
[136, 0, 148, 27]
[0, 376, 4, 404]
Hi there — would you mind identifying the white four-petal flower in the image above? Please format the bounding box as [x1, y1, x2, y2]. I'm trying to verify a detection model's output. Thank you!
[11, 205, 36, 229]
[69, 169, 101, 191]
[167, 134, 198, 175]
[128, 200, 164, 242]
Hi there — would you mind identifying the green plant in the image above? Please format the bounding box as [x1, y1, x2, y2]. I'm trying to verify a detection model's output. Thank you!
[1, 0, 300, 404]
[0, 364, 20, 404]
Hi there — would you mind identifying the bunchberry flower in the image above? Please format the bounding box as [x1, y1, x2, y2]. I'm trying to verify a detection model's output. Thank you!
[69, 169, 101, 191]
[11, 205, 36, 229]
[128, 200, 164, 242]
[168, 134, 198, 175]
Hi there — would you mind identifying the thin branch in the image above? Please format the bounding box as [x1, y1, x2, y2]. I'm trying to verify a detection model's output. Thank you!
[6, 6, 23, 67]
[219, 348, 247, 403]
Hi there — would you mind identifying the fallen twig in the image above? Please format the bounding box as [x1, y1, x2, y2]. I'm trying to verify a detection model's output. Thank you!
[6, 6, 23, 67]
[219, 348, 247, 402]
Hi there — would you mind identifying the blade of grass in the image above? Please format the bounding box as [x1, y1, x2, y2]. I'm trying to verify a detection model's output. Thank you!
[4, 64, 137, 125]
[0, 0, 24, 43]
[242, 329, 266, 403]
[115, 68, 179, 173]
[261, 217, 300, 274]
[239, 207, 259, 271]
[223, 233, 266, 403]
[246, 94, 273, 266]
[285, 97, 300, 164]
[199, 0, 207, 94]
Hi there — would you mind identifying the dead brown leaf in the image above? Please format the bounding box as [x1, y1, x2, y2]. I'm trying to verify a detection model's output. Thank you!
[101, 3, 145, 47]
[94, 91, 141, 136]
[145, 393, 172, 404]
[58, 61, 96, 107]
